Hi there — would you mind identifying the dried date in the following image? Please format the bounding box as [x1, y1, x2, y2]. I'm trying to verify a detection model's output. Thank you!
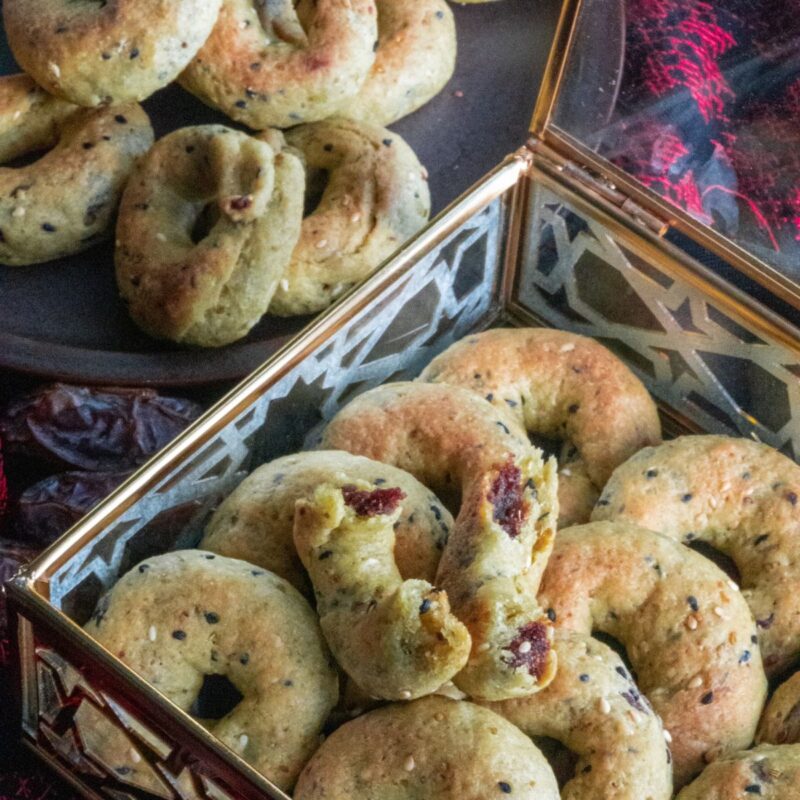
[0, 385, 203, 471]
[15, 471, 132, 547]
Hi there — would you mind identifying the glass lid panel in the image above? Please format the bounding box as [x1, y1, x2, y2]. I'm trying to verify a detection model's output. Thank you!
[549, 0, 800, 292]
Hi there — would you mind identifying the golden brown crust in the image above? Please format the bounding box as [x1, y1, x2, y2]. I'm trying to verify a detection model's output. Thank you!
[348, 0, 457, 126]
[592, 435, 800, 677]
[758, 672, 800, 745]
[293, 696, 560, 800]
[115, 125, 304, 346]
[486, 630, 673, 800]
[420, 328, 661, 527]
[322, 382, 559, 701]
[270, 118, 430, 315]
[201, 450, 452, 595]
[538, 521, 768, 786]
[675, 744, 800, 800]
[84, 551, 339, 791]
[179, 0, 378, 129]
[4, 0, 222, 106]
[0, 84, 153, 266]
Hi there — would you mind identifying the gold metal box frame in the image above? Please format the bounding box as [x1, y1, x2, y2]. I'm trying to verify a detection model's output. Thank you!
[7, 2, 800, 799]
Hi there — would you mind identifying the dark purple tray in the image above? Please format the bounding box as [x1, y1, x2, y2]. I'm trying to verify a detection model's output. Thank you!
[0, 1, 564, 386]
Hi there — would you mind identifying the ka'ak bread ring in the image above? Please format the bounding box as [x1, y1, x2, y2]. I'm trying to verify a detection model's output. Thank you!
[538, 521, 767, 786]
[4, 0, 222, 107]
[293, 482, 471, 699]
[592, 435, 800, 677]
[347, 0, 457, 126]
[84, 551, 338, 791]
[675, 744, 800, 800]
[322, 382, 559, 701]
[293, 696, 560, 800]
[486, 629, 673, 800]
[757, 672, 800, 745]
[201, 450, 452, 595]
[0, 79, 153, 267]
[179, 0, 378, 129]
[269, 118, 430, 316]
[116, 125, 304, 347]
[420, 328, 662, 527]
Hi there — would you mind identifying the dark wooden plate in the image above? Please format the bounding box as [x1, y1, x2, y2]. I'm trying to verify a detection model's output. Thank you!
[0, 0, 609, 387]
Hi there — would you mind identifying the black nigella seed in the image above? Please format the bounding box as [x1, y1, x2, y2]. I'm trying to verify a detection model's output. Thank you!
[419, 599, 432, 614]
[251, 569, 264, 576]
[204, 612, 220, 624]
[283, 679, 293, 687]
[646, 469, 658, 478]
[568, 403, 580, 414]
[138, 564, 149, 573]
[436, 10, 444, 17]
[687, 595, 699, 612]
[240, 654, 250, 665]
[130, 48, 139, 59]
[506, 399, 518, 408]
[596, 498, 610, 506]
[382, 138, 392, 147]
[172, 630, 187, 640]
[115, 115, 127, 124]
[546, 608, 556, 622]
[373, 39, 379, 51]
[485, 393, 494, 402]
[681, 493, 693, 503]
[235, 100, 247, 108]
[42, 223, 56, 232]
[582, 764, 592, 774]
[205, 554, 215, 559]
[751, 634, 759, 644]
[579, 673, 590, 682]
[374, 478, 386, 485]
[615, 666, 627, 678]
[700, 691, 714, 705]
[744, 787, 762, 795]
[102, 52, 112, 60]
[430, 505, 442, 521]
[754, 534, 770, 546]
[498, 782, 512, 794]
[739, 650, 751, 664]
[186, 145, 195, 154]
[115, 767, 131, 775]
[82, 142, 94, 149]
[323, 143, 334, 152]
[786, 491, 798, 506]
[496, 422, 510, 435]
[319, 550, 333, 560]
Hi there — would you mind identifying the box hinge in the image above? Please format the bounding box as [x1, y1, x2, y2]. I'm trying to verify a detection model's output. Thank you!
[526, 137, 670, 237]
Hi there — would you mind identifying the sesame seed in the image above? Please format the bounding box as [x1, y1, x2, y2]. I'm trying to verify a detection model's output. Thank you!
[421, 167, 429, 180]
[434, 712, 445, 721]
[454, 89, 464, 98]
[155, 232, 167, 242]
[686, 616, 698, 630]
[728, 580, 739, 591]
[598, 698, 611, 714]
[663, 729, 672, 743]
[350, 212, 362, 223]
[560, 468, 572, 477]
[688, 675, 703, 689]
[713, 606, 724, 618]
[400, 690, 412, 700]
[477, 642, 491, 652]
[12, 110, 21, 121]
[148, 625, 157, 642]
[403, 755, 416, 771]
[238, 734, 249, 749]
[279, 279, 289, 291]
[130, 748, 141, 763]
[518, 641, 532, 654]
[700, 691, 714, 705]
[12, 207, 25, 218]
[560, 343, 576, 352]
[316, 239, 328, 248]
[49, 62, 61, 78]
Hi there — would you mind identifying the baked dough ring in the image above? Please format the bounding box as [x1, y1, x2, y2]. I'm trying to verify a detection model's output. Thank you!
[293, 482, 471, 699]
[201, 450, 452, 595]
[0, 77, 153, 266]
[421, 329, 661, 527]
[84, 550, 339, 791]
[116, 125, 304, 346]
[675, 744, 800, 800]
[592, 435, 800, 677]
[323, 382, 559, 701]
[294, 696, 560, 800]
[4, 0, 222, 107]
[179, 0, 378, 129]
[757, 672, 800, 745]
[538, 521, 767, 786]
[486, 630, 673, 800]
[347, 0, 457, 126]
[270, 118, 430, 316]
